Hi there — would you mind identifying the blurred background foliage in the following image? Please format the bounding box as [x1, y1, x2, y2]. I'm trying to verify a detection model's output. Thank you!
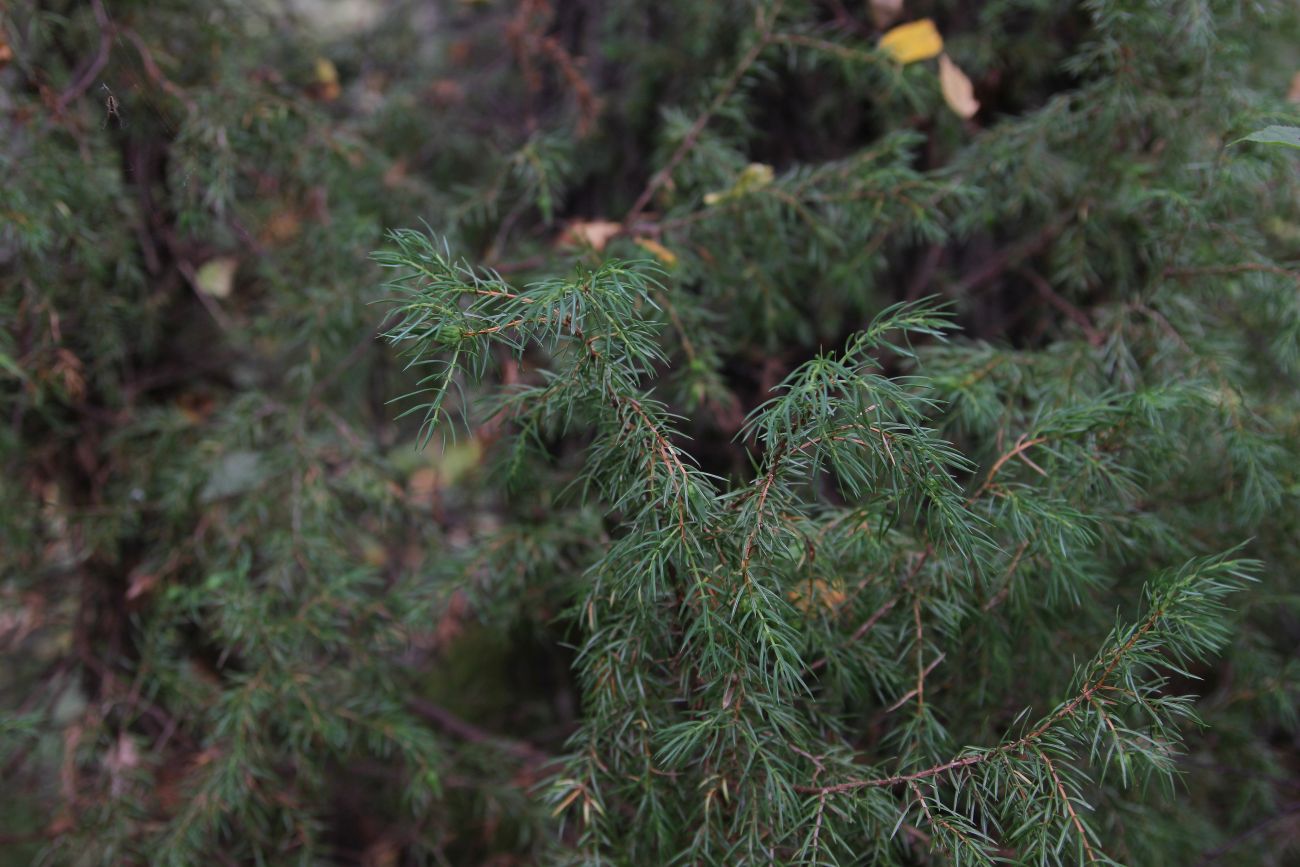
[1, 0, 1300, 864]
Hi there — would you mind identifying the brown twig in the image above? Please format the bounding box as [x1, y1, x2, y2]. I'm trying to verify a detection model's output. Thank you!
[912, 597, 927, 715]
[1040, 750, 1101, 863]
[624, 2, 784, 224]
[983, 542, 1030, 612]
[885, 652, 946, 713]
[910, 780, 980, 853]
[849, 596, 898, 644]
[739, 449, 784, 584]
[53, 0, 113, 116]
[768, 32, 879, 65]
[905, 244, 945, 302]
[796, 602, 1168, 795]
[1018, 267, 1102, 345]
[119, 27, 198, 115]
[809, 596, 898, 672]
[950, 216, 1072, 297]
[966, 434, 1048, 504]
[536, 35, 601, 136]
[52, 2, 197, 120]
[406, 697, 548, 764]
[619, 395, 693, 543]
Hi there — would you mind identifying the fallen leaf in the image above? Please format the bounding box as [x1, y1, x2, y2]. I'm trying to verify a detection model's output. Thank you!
[125, 569, 159, 601]
[195, 257, 238, 298]
[0, 33, 12, 69]
[439, 438, 484, 487]
[1288, 71, 1300, 104]
[788, 579, 848, 613]
[939, 54, 980, 119]
[261, 208, 301, 244]
[177, 391, 215, 424]
[736, 162, 774, 190]
[634, 237, 678, 267]
[52, 349, 85, 400]
[361, 536, 389, 568]
[870, 0, 904, 30]
[408, 437, 485, 503]
[558, 219, 622, 251]
[880, 18, 943, 65]
[703, 162, 775, 205]
[310, 57, 341, 102]
[383, 159, 409, 189]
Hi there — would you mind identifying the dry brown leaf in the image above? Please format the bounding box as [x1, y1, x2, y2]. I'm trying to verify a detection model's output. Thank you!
[0, 33, 13, 69]
[869, 0, 904, 30]
[788, 579, 849, 613]
[559, 219, 622, 251]
[634, 237, 678, 267]
[939, 54, 980, 119]
[177, 391, 215, 424]
[53, 349, 85, 400]
[1288, 71, 1300, 104]
[261, 209, 301, 244]
[879, 18, 943, 65]
[383, 159, 409, 189]
[126, 569, 159, 601]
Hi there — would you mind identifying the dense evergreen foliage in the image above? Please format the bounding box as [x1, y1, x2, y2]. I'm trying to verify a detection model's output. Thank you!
[3, 1, 1300, 864]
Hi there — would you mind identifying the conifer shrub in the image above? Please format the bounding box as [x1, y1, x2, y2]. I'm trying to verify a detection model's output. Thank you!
[2, 1, 1300, 864]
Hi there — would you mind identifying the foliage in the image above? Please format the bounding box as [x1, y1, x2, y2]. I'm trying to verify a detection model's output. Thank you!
[3, 0, 1300, 865]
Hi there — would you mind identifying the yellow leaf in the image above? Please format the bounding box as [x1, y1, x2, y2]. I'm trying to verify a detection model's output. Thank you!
[195, 257, 238, 298]
[634, 237, 678, 267]
[559, 219, 622, 251]
[939, 54, 980, 119]
[360, 536, 389, 568]
[879, 18, 943, 65]
[736, 162, 774, 190]
[439, 438, 484, 487]
[312, 57, 341, 101]
[702, 162, 775, 205]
